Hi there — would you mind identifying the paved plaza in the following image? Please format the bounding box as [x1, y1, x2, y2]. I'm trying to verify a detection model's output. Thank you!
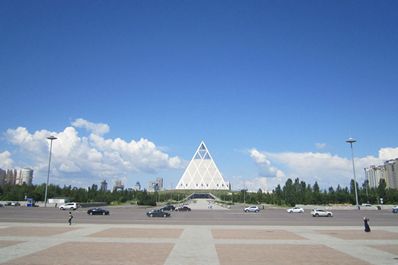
[0, 222, 397, 265]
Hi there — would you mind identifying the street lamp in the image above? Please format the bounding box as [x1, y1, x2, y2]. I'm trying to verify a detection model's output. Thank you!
[346, 137, 359, 209]
[44, 136, 57, 207]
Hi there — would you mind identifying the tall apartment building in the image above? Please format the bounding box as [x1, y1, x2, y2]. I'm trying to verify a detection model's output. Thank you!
[0, 168, 34, 186]
[384, 159, 398, 189]
[0, 168, 6, 186]
[364, 165, 386, 189]
[365, 158, 398, 189]
[100, 180, 108, 191]
[16, 168, 33, 185]
[147, 177, 163, 192]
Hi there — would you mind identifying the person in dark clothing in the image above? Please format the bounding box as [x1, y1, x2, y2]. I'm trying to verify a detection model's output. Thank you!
[363, 217, 371, 232]
[68, 212, 73, 225]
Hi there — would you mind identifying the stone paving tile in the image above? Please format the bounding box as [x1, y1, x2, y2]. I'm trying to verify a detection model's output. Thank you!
[0, 227, 77, 237]
[0, 241, 23, 248]
[3, 242, 174, 265]
[215, 244, 371, 265]
[89, 228, 183, 238]
[369, 245, 398, 256]
[212, 229, 306, 240]
[316, 230, 398, 240]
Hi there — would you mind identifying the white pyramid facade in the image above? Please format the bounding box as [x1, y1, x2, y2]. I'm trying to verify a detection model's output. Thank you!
[176, 141, 228, 190]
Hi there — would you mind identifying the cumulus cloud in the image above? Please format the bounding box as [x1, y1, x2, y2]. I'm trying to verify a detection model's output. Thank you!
[231, 175, 269, 192]
[4, 119, 182, 186]
[0, 151, 13, 168]
[249, 149, 285, 178]
[72, 118, 110, 136]
[378, 147, 398, 161]
[249, 147, 397, 191]
[315, 143, 327, 149]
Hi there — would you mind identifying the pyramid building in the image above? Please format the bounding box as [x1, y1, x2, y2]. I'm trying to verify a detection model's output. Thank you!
[176, 141, 229, 190]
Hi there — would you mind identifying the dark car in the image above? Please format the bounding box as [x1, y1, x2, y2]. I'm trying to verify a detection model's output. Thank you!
[160, 205, 175, 211]
[147, 209, 170, 218]
[87, 208, 110, 215]
[175, 205, 191, 212]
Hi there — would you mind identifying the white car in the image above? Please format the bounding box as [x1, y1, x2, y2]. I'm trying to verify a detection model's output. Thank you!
[59, 202, 78, 210]
[244, 206, 260, 213]
[311, 209, 333, 217]
[287, 207, 304, 213]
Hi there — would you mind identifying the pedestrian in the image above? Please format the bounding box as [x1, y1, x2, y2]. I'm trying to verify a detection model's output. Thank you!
[363, 217, 371, 232]
[68, 212, 73, 226]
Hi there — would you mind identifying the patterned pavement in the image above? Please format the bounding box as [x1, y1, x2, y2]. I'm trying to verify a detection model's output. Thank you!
[0, 223, 397, 265]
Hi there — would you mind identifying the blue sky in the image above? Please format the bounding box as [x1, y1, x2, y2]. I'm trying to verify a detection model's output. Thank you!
[1, 1, 398, 191]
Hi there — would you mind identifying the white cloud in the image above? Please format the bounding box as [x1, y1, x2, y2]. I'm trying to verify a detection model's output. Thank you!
[249, 147, 398, 191]
[249, 149, 285, 178]
[315, 143, 327, 149]
[4, 119, 182, 187]
[378, 147, 398, 161]
[231, 175, 269, 192]
[0, 151, 13, 168]
[72, 118, 110, 136]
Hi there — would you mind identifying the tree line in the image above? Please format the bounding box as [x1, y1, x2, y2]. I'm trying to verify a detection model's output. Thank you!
[0, 178, 397, 206]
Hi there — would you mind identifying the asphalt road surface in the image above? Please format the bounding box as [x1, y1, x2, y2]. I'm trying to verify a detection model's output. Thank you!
[0, 205, 396, 226]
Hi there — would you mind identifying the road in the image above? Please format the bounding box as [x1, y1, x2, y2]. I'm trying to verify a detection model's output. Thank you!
[0, 205, 396, 226]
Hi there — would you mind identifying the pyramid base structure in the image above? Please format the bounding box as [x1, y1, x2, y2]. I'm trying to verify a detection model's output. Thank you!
[176, 141, 229, 190]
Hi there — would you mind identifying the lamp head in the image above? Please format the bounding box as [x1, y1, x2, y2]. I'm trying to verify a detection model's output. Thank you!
[346, 137, 356, 144]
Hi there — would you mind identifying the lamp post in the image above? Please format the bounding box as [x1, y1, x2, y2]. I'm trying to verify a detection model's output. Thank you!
[44, 136, 57, 207]
[346, 137, 359, 209]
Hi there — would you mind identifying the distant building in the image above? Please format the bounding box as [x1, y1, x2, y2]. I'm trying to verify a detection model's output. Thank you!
[365, 165, 386, 189]
[100, 180, 108, 191]
[16, 168, 33, 185]
[365, 158, 398, 189]
[133, 181, 141, 191]
[148, 177, 163, 192]
[0, 169, 5, 186]
[0, 168, 33, 186]
[176, 141, 229, 190]
[385, 159, 398, 189]
[113, 180, 124, 191]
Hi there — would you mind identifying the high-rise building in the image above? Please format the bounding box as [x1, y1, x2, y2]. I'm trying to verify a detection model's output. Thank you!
[176, 141, 229, 190]
[156, 177, 163, 190]
[384, 159, 398, 189]
[133, 181, 141, 191]
[100, 180, 108, 191]
[364, 165, 386, 189]
[365, 158, 398, 189]
[17, 168, 33, 185]
[113, 180, 124, 191]
[0, 168, 5, 186]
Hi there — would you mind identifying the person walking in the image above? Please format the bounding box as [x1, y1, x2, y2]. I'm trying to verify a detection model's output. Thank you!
[363, 217, 371, 232]
[68, 212, 73, 226]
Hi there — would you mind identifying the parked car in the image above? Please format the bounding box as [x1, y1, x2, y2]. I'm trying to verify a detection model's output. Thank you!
[392, 206, 398, 213]
[160, 205, 175, 211]
[147, 209, 170, 217]
[244, 206, 260, 213]
[311, 209, 333, 217]
[175, 205, 191, 212]
[59, 202, 78, 210]
[87, 208, 109, 215]
[287, 207, 304, 213]
[5, 202, 21, 206]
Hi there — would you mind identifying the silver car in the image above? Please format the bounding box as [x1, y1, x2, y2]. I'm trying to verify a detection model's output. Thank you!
[311, 209, 333, 217]
[244, 206, 260, 213]
[287, 207, 304, 213]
